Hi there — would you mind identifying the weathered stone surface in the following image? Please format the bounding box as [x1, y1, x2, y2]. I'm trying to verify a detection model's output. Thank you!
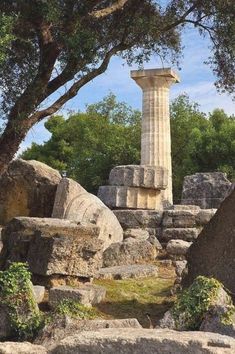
[52, 178, 123, 250]
[114, 209, 163, 229]
[0, 159, 61, 225]
[98, 185, 165, 209]
[183, 188, 235, 295]
[50, 328, 235, 354]
[33, 285, 46, 304]
[35, 317, 141, 349]
[0, 217, 103, 278]
[196, 209, 217, 226]
[103, 240, 157, 267]
[181, 172, 232, 209]
[147, 234, 163, 250]
[0, 342, 47, 353]
[200, 305, 235, 338]
[173, 260, 187, 278]
[109, 165, 168, 189]
[161, 228, 199, 242]
[49, 284, 106, 308]
[162, 209, 198, 228]
[166, 240, 192, 259]
[96, 264, 158, 280]
[171, 205, 201, 212]
[124, 228, 149, 241]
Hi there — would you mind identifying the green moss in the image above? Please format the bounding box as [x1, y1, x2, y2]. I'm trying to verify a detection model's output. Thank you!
[172, 276, 234, 330]
[0, 263, 44, 340]
[95, 277, 175, 327]
[55, 299, 98, 319]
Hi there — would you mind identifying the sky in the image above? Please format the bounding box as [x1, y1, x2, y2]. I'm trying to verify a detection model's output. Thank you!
[20, 26, 235, 153]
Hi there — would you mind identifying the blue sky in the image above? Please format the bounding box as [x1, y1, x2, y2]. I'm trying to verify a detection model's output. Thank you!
[20, 26, 235, 153]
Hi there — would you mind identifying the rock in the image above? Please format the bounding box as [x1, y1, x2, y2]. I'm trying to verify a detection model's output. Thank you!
[49, 284, 106, 308]
[173, 260, 187, 277]
[50, 328, 235, 354]
[96, 264, 158, 280]
[200, 305, 235, 338]
[147, 235, 163, 250]
[181, 172, 232, 209]
[183, 188, 235, 295]
[171, 205, 201, 212]
[196, 209, 217, 225]
[52, 178, 123, 250]
[109, 165, 168, 189]
[166, 240, 192, 260]
[98, 185, 164, 209]
[113, 209, 163, 229]
[162, 209, 198, 228]
[160, 276, 233, 332]
[0, 217, 103, 279]
[0, 342, 46, 353]
[33, 286, 46, 304]
[161, 228, 199, 242]
[102, 240, 157, 267]
[124, 229, 149, 241]
[0, 159, 61, 225]
[35, 317, 141, 349]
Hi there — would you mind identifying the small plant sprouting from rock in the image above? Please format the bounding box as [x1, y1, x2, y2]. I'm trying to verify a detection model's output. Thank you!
[172, 276, 235, 330]
[55, 299, 98, 319]
[0, 262, 43, 340]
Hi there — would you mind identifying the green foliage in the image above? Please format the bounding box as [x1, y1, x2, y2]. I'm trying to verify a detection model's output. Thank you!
[0, 263, 43, 340]
[55, 299, 98, 320]
[22, 94, 141, 193]
[172, 276, 234, 330]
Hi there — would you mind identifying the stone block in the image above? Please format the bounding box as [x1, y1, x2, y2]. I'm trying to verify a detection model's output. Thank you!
[103, 240, 157, 267]
[52, 178, 123, 250]
[161, 228, 199, 242]
[162, 210, 199, 228]
[33, 285, 46, 304]
[109, 165, 168, 189]
[113, 210, 163, 229]
[0, 159, 61, 225]
[181, 172, 232, 209]
[49, 284, 106, 308]
[171, 205, 201, 212]
[98, 185, 164, 209]
[1, 217, 103, 278]
[0, 342, 47, 353]
[96, 264, 158, 280]
[166, 240, 192, 260]
[51, 328, 235, 354]
[195, 209, 217, 226]
[124, 229, 149, 241]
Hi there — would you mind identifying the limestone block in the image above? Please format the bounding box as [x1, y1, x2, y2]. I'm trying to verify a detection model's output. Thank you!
[161, 228, 200, 242]
[166, 240, 192, 261]
[196, 209, 217, 226]
[171, 205, 201, 212]
[109, 165, 168, 189]
[113, 209, 163, 229]
[0, 342, 47, 353]
[51, 328, 235, 354]
[124, 229, 149, 241]
[173, 260, 187, 277]
[103, 240, 157, 267]
[1, 217, 103, 278]
[162, 210, 199, 228]
[96, 264, 158, 280]
[49, 284, 106, 308]
[98, 185, 164, 209]
[33, 285, 46, 304]
[52, 178, 123, 250]
[0, 159, 61, 225]
[181, 172, 232, 209]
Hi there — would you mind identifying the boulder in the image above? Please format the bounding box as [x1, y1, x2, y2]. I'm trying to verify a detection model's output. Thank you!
[109, 165, 168, 189]
[52, 178, 123, 250]
[35, 317, 141, 349]
[183, 188, 235, 295]
[33, 286, 46, 304]
[113, 209, 163, 229]
[0, 159, 61, 225]
[166, 240, 192, 260]
[102, 240, 157, 267]
[49, 284, 106, 308]
[96, 264, 158, 280]
[181, 172, 232, 209]
[0, 217, 103, 279]
[50, 328, 235, 354]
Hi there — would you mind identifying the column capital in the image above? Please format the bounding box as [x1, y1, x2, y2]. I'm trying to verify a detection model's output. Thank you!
[131, 67, 180, 90]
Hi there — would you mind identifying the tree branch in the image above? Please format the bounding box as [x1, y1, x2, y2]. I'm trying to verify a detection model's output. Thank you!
[90, 0, 129, 18]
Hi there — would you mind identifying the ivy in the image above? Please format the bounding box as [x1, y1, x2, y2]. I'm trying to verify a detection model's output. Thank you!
[55, 299, 98, 320]
[0, 263, 44, 340]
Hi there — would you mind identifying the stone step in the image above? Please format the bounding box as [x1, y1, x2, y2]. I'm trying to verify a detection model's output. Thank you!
[96, 264, 158, 280]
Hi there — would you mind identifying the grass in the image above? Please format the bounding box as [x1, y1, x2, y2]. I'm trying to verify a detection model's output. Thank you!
[94, 272, 175, 327]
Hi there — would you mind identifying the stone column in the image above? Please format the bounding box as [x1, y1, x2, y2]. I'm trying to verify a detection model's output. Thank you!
[131, 68, 180, 204]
